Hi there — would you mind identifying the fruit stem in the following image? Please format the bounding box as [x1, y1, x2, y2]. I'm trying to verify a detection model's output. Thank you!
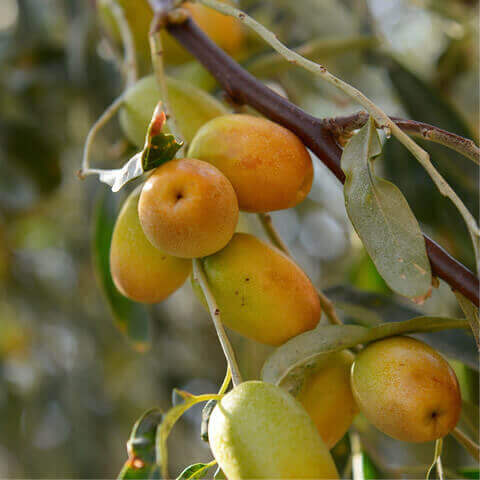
[193, 259, 243, 387]
[102, 0, 138, 87]
[79, 95, 125, 179]
[257, 213, 343, 326]
[149, 26, 185, 153]
[451, 426, 480, 462]
[349, 430, 365, 480]
[426, 438, 444, 480]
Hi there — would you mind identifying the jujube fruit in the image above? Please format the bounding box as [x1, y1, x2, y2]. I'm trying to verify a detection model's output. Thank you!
[188, 114, 314, 212]
[98, 0, 244, 67]
[294, 351, 357, 448]
[120, 75, 228, 148]
[191, 233, 321, 345]
[138, 158, 239, 259]
[162, 1, 245, 65]
[351, 336, 461, 442]
[208, 381, 339, 479]
[109, 188, 191, 303]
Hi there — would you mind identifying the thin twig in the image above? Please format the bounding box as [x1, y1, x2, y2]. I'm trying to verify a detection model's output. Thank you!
[149, 27, 185, 151]
[257, 213, 343, 326]
[426, 438, 443, 480]
[193, 259, 243, 387]
[257, 213, 291, 255]
[165, 16, 480, 307]
[451, 426, 480, 462]
[350, 431, 365, 480]
[329, 112, 480, 165]
[79, 95, 124, 178]
[197, 0, 479, 266]
[103, 0, 138, 87]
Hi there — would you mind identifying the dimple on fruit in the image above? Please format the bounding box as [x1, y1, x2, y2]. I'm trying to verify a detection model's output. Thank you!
[188, 114, 314, 212]
[191, 233, 321, 345]
[109, 188, 191, 303]
[138, 158, 239, 259]
[351, 336, 461, 443]
[120, 75, 228, 148]
[295, 351, 357, 448]
[208, 381, 339, 479]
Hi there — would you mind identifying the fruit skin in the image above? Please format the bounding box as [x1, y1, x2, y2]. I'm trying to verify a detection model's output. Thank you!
[161, 1, 245, 65]
[208, 381, 339, 479]
[188, 114, 314, 212]
[351, 336, 461, 443]
[120, 75, 228, 148]
[97, 0, 244, 67]
[110, 188, 191, 303]
[295, 351, 357, 448]
[191, 233, 321, 345]
[138, 159, 238, 259]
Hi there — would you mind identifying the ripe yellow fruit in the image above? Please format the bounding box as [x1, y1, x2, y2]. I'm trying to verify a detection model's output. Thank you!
[138, 159, 239, 258]
[109, 188, 191, 303]
[97, 0, 244, 67]
[295, 351, 357, 448]
[208, 381, 339, 479]
[351, 336, 461, 443]
[188, 114, 314, 212]
[191, 233, 320, 345]
[120, 75, 228, 148]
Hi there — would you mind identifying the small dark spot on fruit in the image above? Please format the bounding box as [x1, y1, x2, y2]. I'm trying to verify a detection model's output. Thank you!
[245, 277, 250, 282]
[234, 291, 239, 295]
[176, 192, 184, 201]
[214, 308, 220, 315]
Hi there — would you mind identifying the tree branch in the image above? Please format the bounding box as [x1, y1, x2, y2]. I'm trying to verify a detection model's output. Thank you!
[329, 112, 480, 165]
[166, 17, 479, 307]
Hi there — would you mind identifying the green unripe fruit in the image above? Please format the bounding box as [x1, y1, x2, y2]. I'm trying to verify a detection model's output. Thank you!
[208, 381, 339, 479]
[295, 351, 357, 448]
[191, 233, 321, 345]
[188, 114, 314, 212]
[351, 336, 461, 443]
[119, 75, 228, 148]
[109, 188, 191, 303]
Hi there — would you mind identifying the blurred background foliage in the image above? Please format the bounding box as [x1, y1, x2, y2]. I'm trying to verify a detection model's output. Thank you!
[0, 0, 478, 477]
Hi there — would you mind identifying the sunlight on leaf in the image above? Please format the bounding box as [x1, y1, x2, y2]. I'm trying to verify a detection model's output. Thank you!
[341, 117, 432, 298]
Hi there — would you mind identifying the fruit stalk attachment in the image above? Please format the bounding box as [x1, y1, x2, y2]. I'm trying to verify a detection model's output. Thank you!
[192, 258, 242, 386]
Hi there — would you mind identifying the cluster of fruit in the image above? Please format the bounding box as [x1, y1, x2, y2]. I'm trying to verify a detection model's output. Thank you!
[109, 80, 461, 479]
[99, 2, 462, 478]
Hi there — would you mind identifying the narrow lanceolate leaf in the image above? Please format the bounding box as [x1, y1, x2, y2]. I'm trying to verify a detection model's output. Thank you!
[455, 291, 480, 349]
[176, 462, 215, 480]
[341, 117, 432, 298]
[92, 191, 151, 351]
[118, 409, 163, 480]
[97, 104, 183, 192]
[261, 317, 468, 386]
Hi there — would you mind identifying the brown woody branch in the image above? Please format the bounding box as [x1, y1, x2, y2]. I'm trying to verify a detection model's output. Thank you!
[164, 17, 479, 307]
[328, 112, 480, 164]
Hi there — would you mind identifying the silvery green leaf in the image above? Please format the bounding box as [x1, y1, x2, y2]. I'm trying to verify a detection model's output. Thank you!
[97, 153, 143, 193]
[261, 317, 467, 386]
[341, 117, 432, 298]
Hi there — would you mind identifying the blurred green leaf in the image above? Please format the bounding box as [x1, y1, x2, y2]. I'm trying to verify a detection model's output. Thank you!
[176, 462, 214, 480]
[459, 467, 480, 479]
[262, 316, 467, 386]
[455, 292, 480, 348]
[363, 453, 379, 479]
[92, 191, 151, 351]
[384, 57, 478, 268]
[118, 409, 163, 480]
[342, 117, 432, 299]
